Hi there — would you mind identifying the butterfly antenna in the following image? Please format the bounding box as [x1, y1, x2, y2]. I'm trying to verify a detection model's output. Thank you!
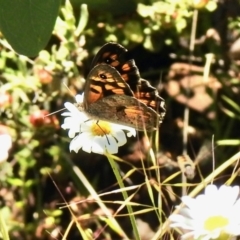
[96, 121, 110, 144]
[62, 81, 76, 98]
[44, 108, 66, 118]
[44, 81, 72, 118]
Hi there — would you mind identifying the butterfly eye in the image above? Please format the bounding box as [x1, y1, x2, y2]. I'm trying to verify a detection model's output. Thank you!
[99, 73, 107, 79]
[105, 58, 112, 64]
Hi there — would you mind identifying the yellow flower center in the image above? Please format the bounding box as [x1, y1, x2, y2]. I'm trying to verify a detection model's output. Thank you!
[91, 121, 111, 136]
[204, 215, 229, 231]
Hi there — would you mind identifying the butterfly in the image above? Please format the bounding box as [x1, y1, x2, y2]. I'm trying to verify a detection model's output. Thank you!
[90, 42, 166, 116]
[78, 43, 166, 131]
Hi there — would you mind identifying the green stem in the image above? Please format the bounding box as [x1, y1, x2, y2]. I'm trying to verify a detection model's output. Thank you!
[107, 155, 140, 240]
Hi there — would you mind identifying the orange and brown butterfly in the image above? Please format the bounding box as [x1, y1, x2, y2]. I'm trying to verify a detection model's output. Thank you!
[90, 42, 166, 119]
[78, 42, 166, 131]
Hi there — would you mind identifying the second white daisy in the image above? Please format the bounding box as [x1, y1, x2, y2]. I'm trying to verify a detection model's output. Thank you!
[169, 184, 240, 240]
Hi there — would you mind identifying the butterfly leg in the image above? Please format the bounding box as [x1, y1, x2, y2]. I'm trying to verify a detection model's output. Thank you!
[80, 118, 110, 144]
[95, 120, 110, 144]
[78, 118, 92, 133]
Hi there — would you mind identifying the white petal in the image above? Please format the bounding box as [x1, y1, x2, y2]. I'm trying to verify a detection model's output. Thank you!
[233, 198, 240, 212]
[81, 135, 94, 153]
[81, 121, 94, 131]
[63, 102, 88, 120]
[91, 136, 105, 154]
[181, 196, 198, 211]
[105, 135, 118, 154]
[169, 214, 193, 230]
[69, 135, 84, 153]
[70, 132, 92, 153]
[110, 123, 136, 137]
[219, 185, 239, 206]
[208, 229, 221, 239]
[63, 102, 78, 113]
[200, 235, 211, 240]
[61, 111, 72, 117]
[75, 93, 84, 103]
[226, 224, 240, 235]
[111, 129, 127, 147]
[205, 184, 218, 197]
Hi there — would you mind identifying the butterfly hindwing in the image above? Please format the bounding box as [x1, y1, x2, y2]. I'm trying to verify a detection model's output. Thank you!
[137, 79, 166, 116]
[87, 95, 158, 131]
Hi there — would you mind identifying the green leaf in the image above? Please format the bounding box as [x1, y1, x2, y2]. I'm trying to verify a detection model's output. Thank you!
[217, 139, 240, 146]
[75, 4, 89, 36]
[222, 95, 240, 113]
[7, 178, 24, 187]
[0, 0, 61, 57]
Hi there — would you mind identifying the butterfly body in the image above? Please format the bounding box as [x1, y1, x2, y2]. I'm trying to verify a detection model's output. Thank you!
[80, 43, 166, 131]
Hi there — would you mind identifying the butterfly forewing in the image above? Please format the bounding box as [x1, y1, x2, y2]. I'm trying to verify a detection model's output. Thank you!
[83, 64, 134, 109]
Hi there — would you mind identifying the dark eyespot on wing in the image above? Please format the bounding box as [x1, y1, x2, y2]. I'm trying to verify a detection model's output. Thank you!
[99, 73, 107, 79]
[116, 105, 126, 112]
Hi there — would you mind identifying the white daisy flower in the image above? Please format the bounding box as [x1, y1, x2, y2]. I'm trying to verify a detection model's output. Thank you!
[61, 94, 136, 155]
[169, 185, 240, 240]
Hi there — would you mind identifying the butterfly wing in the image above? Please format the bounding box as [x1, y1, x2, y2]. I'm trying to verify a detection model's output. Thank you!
[136, 79, 166, 122]
[87, 95, 159, 131]
[90, 42, 166, 121]
[90, 42, 140, 91]
[83, 64, 134, 109]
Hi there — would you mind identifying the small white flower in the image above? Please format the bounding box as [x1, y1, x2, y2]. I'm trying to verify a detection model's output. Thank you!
[61, 94, 136, 155]
[0, 133, 12, 162]
[169, 185, 240, 240]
